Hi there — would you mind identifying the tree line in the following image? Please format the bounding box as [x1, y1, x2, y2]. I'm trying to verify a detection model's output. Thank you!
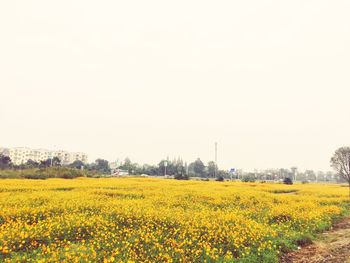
[0, 154, 228, 180]
[116, 157, 228, 180]
[1, 146, 350, 191]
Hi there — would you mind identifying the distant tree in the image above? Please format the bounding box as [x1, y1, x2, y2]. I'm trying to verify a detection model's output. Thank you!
[120, 158, 136, 174]
[207, 161, 217, 178]
[217, 169, 229, 179]
[39, 158, 52, 168]
[174, 158, 186, 177]
[317, 171, 325, 182]
[52, 157, 61, 167]
[38, 157, 61, 168]
[331, 147, 350, 196]
[141, 164, 159, 176]
[173, 158, 187, 179]
[159, 160, 171, 176]
[69, 160, 85, 169]
[305, 170, 316, 181]
[95, 159, 111, 174]
[25, 159, 39, 168]
[189, 158, 205, 177]
[187, 162, 194, 176]
[0, 154, 12, 169]
[325, 171, 334, 182]
[242, 173, 256, 182]
[157, 158, 187, 177]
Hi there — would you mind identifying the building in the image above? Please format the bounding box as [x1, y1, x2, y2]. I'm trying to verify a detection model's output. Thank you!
[0, 147, 88, 165]
[0, 147, 9, 156]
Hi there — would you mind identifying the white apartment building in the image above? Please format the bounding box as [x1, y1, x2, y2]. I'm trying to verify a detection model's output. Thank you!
[1, 147, 88, 165]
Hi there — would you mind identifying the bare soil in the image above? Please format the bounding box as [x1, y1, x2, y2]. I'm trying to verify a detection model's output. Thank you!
[280, 217, 350, 263]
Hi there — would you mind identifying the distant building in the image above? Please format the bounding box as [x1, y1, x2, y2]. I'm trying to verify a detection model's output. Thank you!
[0, 147, 9, 156]
[0, 147, 88, 165]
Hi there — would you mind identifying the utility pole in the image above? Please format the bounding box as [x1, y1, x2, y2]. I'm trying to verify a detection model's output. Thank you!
[164, 160, 167, 177]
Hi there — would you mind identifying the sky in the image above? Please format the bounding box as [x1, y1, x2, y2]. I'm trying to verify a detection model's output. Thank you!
[1, 0, 350, 171]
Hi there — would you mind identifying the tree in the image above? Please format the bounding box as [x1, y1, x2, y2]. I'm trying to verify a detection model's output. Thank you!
[69, 160, 85, 169]
[173, 158, 187, 180]
[331, 147, 350, 196]
[0, 154, 12, 169]
[140, 164, 159, 176]
[305, 170, 316, 181]
[39, 158, 52, 168]
[190, 158, 206, 177]
[119, 158, 137, 175]
[95, 159, 111, 174]
[242, 173, 256, 182]
[174, 158, 186, 177]
[159, 160, 171, 176]
[25, 159, 39, 168]
[207, 161, 217, 178]
[38, 157, 61, 168]
[317, 171, 325, 182]
[52, 157, 61, 167]
[217, 169, 229, 179]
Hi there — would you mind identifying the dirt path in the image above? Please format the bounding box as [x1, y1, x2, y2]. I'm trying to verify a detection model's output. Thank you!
[280, 217, 350, 263]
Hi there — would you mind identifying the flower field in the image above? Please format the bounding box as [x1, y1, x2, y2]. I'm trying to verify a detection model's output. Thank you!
[0, 178, 349, 262]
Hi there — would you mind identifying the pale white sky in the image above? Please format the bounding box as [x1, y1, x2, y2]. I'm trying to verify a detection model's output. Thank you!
[1, 0, 350, 171]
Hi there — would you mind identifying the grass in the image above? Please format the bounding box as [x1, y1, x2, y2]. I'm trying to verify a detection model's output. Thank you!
[0, 167, 101, 179]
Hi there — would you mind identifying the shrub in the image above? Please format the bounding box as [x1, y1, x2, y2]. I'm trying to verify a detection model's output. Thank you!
[0, 169, 22, 179]
[242, 175, 256, 183]
[0, 167, 94, 179]
[283, 177, 293, 185]
[174, 174, 189, 180]
[49, 167, 85, 179]
[215, 176, 224, 182]
[23, 169, 50, 180]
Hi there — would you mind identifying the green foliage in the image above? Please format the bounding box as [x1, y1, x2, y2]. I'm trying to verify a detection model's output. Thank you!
[136, 164, 159, 176]
[119, 158, 135, 174]
[158, 158, 186, 177]
[188, 158, 206, 177]
[207, 161, 217, 178]
[174, 174, 189, 180]
[39, 158, 52, 168]
[242, 174, 256, 182]
[283, 177, 293, 185]
[90, 159, 111, 174]
[0, 169, 22, 179]
[25, 159, 39, 168]
[23, 169, 50, 180]
[0, 167, 100, 179]
[0, 154, 12, 169]
[215, 176, 224, 182]
[69, 160, 85, 169]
